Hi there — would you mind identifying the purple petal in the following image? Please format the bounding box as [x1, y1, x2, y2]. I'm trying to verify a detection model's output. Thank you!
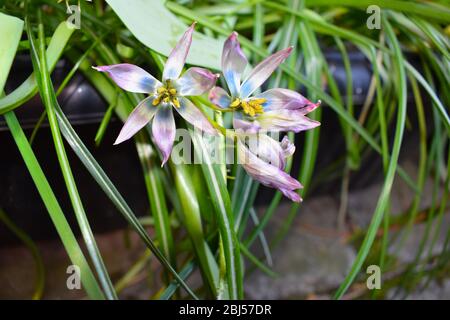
[237, 139, 302, 202]
[177, 67, 219, 96]
[233, 117, 261, 133]
[93, 64, 160, 94]
[209, 86, 231, 109]
[279, 188, 302, 202]
[152, 107, 176, 166]
[256, 88, 320, 113]
[163, 22, 196, 81]
[281, 135, 295, 158]
[222, 32, 248, 97]
[114, 96, 157, 145]
[240, 47, 293, 98]
[175, 97, 217, 135]
[244, 134, 287, 169]
[257, 109, 321, 133]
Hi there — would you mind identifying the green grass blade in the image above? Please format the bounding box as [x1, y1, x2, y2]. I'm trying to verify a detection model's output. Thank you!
[53, 48, 198, 299]
[334, 17, 408, 299]
[159, 261, 196, 300]
[240, 245, 277, 278]
[405, 63, 450, 134]
[0, 22, 74, 114]
[305, 0, 450, 22]
[53, 100, 198, 299]
[4, 111, 105, 299]
[27, 14, 117, 300]
[135, 133, 176, 278]
[190, 128, 243, 299]
[0, 10, 102, 300]
[170, 162, 219, 296]
[0, 12, 23, 89]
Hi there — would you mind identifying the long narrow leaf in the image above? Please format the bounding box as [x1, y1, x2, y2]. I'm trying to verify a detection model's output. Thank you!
[334, 18, 408, 299]
[26, 14, 117, 300]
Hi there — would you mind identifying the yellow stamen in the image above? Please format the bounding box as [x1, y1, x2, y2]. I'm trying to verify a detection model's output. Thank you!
[172, 97, 180, 108]
[230, 98, 241, 108]
[152, 96, 161, 106]
[229, 98, 266, 117]
[157, 86, 166, 94]
[153, 80, 180, 108]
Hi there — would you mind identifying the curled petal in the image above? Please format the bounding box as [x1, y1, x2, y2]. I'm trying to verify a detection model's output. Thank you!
[163, 22, 196, 81]
[240, 47, 293, 98]
[114, 96, 157, 145]
[257, 88, 320, 114]
[152, 107, 176, 165]
[93, 64, 160, 94]
[177, 67, 219, 96]
[237, 139, 302, 202]
[281, 135, 295, 158]
[257, 109, 321, 133]
[209, 86, 231, 109]
[222, 32, 248, 97]
[175, 97, 217, 135]
[237, 133, 287, 170]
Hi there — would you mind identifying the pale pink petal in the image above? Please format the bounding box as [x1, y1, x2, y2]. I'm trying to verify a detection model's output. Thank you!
[209, 86, 231, 109]
[257, 109, 321, 133]
[279, 188, 302, 202]
[243, 134, 287, 170]
[222, 32, 248, 97]
[177, 67, 219, 96]
[256, 88, 320, 113]
[240, 47, 293, 98]
[237, 139, 302, 202]
[175, 97, 217, 135]
[93, 64, 160, 94]
[163, 22, 196, 81]
[281, 135, 295, 158]
[152, 107, 176, 165]
[233, 117, 261, 133]
[114, 96, 157, 145]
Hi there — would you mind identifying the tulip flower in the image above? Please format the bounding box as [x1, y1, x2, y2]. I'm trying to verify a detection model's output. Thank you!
[93, 22, 218, 165]
[209, 32, 320, 133]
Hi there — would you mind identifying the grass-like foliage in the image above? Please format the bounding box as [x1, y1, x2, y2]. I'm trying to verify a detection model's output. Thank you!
[0, 0, 448, 300]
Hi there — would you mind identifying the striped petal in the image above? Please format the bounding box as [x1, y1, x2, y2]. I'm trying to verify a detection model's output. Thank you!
[257, 109, 321, 133]
[209, 86, 231, 109]
[93, 64, 160, 94]
[222, 32, 248, 97]
[175, 97, 217, 135]
[114, 96, 157, 145]
[240, 47, 293, 98]
[163, 22, 196, 81]
[177, 67, 219, 96]
[152, 107, 176, 166]
[245, 134, 287, 170]
[237, 138, 302, 202]
[256, 88, 320, 113]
